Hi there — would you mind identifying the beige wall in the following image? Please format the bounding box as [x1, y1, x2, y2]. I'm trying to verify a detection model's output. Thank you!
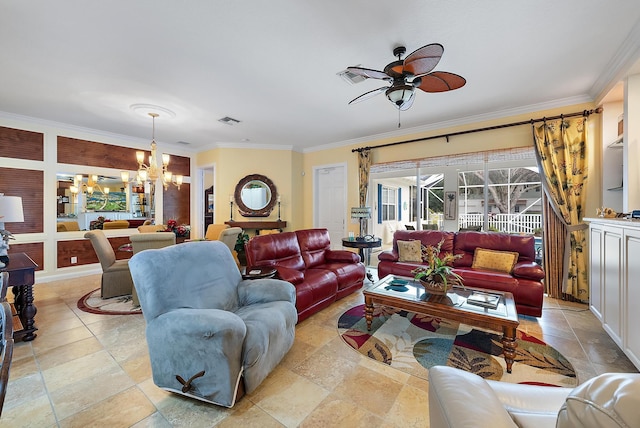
[196, 101, 603, 236]
[196, 147, 298, 231]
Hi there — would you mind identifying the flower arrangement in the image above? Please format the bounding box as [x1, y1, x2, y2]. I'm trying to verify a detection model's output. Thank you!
[165, 219, 191, 237]
[411, 239, 463, 294]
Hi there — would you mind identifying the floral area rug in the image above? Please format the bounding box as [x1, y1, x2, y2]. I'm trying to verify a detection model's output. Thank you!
[338, 304, 577, 387]
[77, 288, 142, 315]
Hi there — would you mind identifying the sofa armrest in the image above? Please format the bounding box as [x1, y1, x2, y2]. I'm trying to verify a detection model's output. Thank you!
[512, 261, 545, 281]
[429, 366, 517, 428]
[238, 278, 296, 306]
[325, 249, 360, 264]
[378, 250, 398, 262]
[274, 266, 305, 285]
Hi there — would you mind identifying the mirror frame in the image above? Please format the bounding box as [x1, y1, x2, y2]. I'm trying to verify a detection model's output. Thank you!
[234, 174, 277, 217]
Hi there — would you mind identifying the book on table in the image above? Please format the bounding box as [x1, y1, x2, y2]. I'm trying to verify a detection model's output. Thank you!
[466, 292, 500, 309]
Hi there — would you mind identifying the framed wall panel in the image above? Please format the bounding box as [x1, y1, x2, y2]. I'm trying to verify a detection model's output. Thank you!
[163, 183, 190, 226]
[7, 242, 44, 271]
[57, 237, 132, 268]
[0, 167, 44, 233]
[0, 126, 44, 161]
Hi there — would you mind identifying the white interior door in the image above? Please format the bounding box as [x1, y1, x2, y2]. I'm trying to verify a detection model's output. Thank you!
[314, 164, 346, 249]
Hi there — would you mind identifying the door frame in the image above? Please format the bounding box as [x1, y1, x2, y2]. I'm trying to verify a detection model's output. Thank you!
[196, 163, 215, 239]
[313, 162, 347, 239]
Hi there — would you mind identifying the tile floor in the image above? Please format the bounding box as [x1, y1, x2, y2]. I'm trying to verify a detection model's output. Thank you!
[2, 273, 638, 427]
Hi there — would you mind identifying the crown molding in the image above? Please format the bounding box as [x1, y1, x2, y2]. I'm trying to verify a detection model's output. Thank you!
[304, 95, 592, 153]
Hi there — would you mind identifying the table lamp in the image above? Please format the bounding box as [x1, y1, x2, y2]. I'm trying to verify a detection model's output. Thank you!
[350, 207, 372, 238]
[0, 194, 24, 267]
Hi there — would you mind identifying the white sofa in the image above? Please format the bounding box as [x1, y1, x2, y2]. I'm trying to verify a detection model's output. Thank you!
[428, 366, 640, 428]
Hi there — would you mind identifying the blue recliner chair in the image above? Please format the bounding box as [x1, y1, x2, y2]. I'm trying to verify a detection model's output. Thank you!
[129, 240, 297, 407]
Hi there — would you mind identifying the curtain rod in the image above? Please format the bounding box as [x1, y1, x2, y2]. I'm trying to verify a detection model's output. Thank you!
[351, 107, 603, 153]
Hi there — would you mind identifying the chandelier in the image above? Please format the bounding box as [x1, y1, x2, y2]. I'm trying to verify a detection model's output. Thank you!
[121, 113, 183, 190]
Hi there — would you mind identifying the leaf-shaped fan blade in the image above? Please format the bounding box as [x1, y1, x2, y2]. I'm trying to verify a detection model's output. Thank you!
[346, 67, 391, 81]
[398, 92, 415, 111]
[348, 86, 388, 105]
[404, 43, 443, 76]
[417, 71, 466, 93]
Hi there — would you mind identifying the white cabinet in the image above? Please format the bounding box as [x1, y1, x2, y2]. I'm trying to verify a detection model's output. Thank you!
[623, 227, 640, 367]
[587, 217, 640, 369]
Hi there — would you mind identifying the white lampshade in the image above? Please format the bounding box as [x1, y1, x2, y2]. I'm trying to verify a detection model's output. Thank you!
[386, 85, 414, 107]
[0, 195, 24, 225]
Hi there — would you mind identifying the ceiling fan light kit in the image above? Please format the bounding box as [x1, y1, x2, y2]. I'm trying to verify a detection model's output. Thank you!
[347, 43, 466, 112]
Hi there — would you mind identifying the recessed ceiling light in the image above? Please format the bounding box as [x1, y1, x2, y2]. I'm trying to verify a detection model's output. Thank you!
[130, 103, 176, 120]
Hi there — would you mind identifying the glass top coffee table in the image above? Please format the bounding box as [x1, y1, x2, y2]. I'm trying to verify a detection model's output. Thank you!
[363, 274, 520, 373]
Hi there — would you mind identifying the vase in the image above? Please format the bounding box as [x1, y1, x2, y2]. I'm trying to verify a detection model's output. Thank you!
[419, 279, 450, 295]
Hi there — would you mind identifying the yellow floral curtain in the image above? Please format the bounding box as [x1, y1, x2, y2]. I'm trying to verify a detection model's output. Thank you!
[533, 117, 588, 300]
[358, 149, 372, 235]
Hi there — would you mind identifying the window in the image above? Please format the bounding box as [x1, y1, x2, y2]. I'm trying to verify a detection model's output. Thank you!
[458, 166, 541, 233]
[380, 186, 397, 222]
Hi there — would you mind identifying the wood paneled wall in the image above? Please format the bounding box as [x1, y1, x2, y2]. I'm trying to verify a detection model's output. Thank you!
[57, 136, 190, 176]
[57, 237, 132, 268]
[0, 126, 44, 161]
[0, 167, 44, 234]
[164, 183, 190, 225]
[8, 243, 44, 271]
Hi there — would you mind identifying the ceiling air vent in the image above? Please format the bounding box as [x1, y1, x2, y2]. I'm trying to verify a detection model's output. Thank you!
[218, 116, 241, 125]
[337, 67, 367, 85]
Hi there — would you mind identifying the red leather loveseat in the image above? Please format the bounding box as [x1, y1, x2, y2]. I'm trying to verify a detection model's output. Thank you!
[245, 228, 366, 322]
[377, 230, 544, 317]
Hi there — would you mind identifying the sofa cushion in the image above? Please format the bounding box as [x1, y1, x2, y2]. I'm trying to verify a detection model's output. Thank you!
[397, 240, 422, 262]
[296, 229, 331, 268]
[245, 232, 305, 271]
[557, 373, 640, 428]
[454, 231, 536, 267]
[454, 267, 518, 293]
[472, 248, 519, 273]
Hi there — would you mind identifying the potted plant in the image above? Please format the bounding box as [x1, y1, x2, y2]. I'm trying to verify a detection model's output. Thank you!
[234, 232, 250, 266]
[411, 239, 463, 295]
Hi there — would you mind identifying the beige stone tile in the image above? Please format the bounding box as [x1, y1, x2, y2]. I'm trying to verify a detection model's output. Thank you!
[291, 343, 359, 390]
[31, 325, 94, 355]
[36, 336, 104, 371]
[249, 366, 330, 427]
[332, 365, 404, 418]
[295, 321, 339, 349]
[42, 349, 120, 392]
[0, 394, 57, 428]
[11, 341, 34, 362]
[58, 386, 156, 428]
[299, 394, 383, 428]
[130, 412, 172, 428]
[3, 372, 47, 411]
[36, 315, 86, 336]
[321, 335, 363, 364]
[50, 364, 135, 419]
[8, 353, 39, 380]
[384, 384, 430, 428]
[155, 393, 232, 428]
[217, 397, 284, 427]
[121, 352, 153, 384]
[406, 373, 430, 393]
[280, 338, 319, 369]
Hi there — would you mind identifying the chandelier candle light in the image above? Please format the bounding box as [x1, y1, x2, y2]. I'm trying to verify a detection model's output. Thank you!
[121, 112, 183, 191]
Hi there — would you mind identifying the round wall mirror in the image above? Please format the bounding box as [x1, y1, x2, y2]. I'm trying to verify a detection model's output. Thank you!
[234, 174, 277, 217]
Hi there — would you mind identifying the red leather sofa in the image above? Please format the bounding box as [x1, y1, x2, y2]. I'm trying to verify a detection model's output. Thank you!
[245, 228, 366, 322]
[378, 230, 544, 317]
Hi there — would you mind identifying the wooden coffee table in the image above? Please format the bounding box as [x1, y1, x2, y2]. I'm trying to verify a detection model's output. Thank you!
[363, 274, 520, 373]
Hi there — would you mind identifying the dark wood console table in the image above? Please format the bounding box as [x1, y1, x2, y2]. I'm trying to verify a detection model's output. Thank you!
[1, 252, 38, 341]
[225, 220, 287, 234]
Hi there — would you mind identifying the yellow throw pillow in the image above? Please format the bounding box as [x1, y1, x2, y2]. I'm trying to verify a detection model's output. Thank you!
[397, 240, 423, 262]
[472, 248, 519, 273]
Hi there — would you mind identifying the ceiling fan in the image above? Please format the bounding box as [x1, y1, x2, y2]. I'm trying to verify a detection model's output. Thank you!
[347, 43, 466, 111]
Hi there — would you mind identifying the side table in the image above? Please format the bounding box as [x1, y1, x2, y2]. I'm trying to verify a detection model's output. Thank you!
[242, 266, 277, 280]
[341, 237, 382, 282]
[1, 252, 38, 341]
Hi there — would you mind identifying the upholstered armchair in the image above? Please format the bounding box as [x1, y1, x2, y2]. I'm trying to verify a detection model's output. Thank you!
[129, 232, 176, 306]
[103, 220, 130, 230]
[129, 240, 297, 407]
[205, 223, 229, 240]
[84, 230, 135, 298]
[428, 366, 640, 428]
[0, 301, 14, 417]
